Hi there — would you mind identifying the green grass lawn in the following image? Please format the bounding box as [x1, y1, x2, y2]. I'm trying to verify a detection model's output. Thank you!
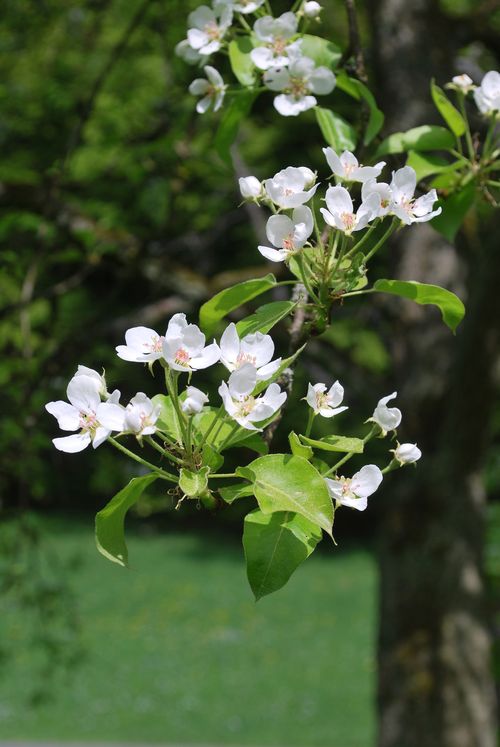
[0, 515, 376, 746]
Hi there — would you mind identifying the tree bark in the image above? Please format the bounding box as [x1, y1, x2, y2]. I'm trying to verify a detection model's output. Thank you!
[367, 0, 499, 744]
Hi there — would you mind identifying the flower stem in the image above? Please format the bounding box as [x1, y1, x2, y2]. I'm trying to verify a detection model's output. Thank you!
[145, 436, 183, 466]
[305, 410, 315, 437]
[457, 92, 475, 161]
[363, 219, 398, 263]
[164, 367, 188, 446]
[208, 472, 239, 479]
[108, 437, 177, 483]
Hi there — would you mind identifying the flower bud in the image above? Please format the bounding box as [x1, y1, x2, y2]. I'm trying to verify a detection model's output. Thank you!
[303, 1, 322, 18]
[182, 386, 209, 415]
[447, 74, 474, 92]
[392, 443, 422, 464]
[239, 176, 262, 200]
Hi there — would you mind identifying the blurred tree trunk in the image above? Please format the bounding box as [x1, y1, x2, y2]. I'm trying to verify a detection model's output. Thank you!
[367, 0, 499, 745]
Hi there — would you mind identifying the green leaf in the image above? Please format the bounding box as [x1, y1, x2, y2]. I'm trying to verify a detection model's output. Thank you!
[431, 182, 476, 242]
[300, 35, 341, 69]
[236, 300, 296, 337]
[289, 431, 313, 460]
[336, 74, 384, 144]
[219, 482, 254, 504]
[179, 466, 210, 498]
[315, 107, 357, 151]
[300, 434, 365, 453]
[202, 443, 224, 471]
[228, 38, 256, 87]
[406, 150, 464, 181]
[431, 80, 466, 137]
[199, 273, 277, 335]
[151, 394, 183, 443]
[214, 91, 257, 165]
[243, 509, 322, 600]
[373, 278, 465, 333]
[240, 454, 334, 534]
[95, 474, 158, 567]
[375, 125, 456, 157]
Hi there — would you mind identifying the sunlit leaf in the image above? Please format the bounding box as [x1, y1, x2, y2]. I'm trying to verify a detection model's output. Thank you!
[373, 278, 465, 333]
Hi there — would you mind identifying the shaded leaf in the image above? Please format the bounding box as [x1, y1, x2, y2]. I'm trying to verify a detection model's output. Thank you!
[236, 300, 296, 337]
[199, 273, 277, 335]
[373, 278, 465, 333]
[95, 474, 158, 567]
[151, 394, 183, 443]
[243, 509, 322, 600]
[215, 91, 257, 165]
[431, 80, 466, 137]
[229, 37, 255, 87]
[315, 107, 357, 151]
[375, 125, 455, 157]
[431, 182, 476, 242]
[300, 434, 364, 453]
[289, 431, 313, 460]
[219, 482, 254, 504]
[300, 35, 341, 69]
[406, 150, 464, 181]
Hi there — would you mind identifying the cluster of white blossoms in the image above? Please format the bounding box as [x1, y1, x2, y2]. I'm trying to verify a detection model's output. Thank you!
[177, 2, 334, 117]
[448, 70, 500, 116]
[45, 367, 161, 453]
[46, 315, 289, 452]
[304, 384, 421, 511]
[240, 151, 441, 263]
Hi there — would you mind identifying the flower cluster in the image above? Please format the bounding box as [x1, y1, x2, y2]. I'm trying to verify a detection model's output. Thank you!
[303, 385, 421, 512]
[239, 152, 441, 267]
[46, 315, 288, 452]
[177, 2, 334, 116]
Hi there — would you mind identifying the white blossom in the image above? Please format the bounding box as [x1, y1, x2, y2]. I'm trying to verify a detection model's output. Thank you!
[124, 393, 161, 436]
[220, 322, 281, 380]
[218, 363, 287, 430]
[324, 465, 383, 511]
[175, 39, 208, 66]
[75, 365, 108, 398]
[389, 166, 442, 225]
[323, 148, 385, 183]
[239, 175, 263, 200]
[214, 0, 265, 13]
[264, 56, 336, 116]
[320, 185, 380, 235]
[392, 442, 422, 464]
[298, 166, 317, 188]
[182, 386, 209, 415]
[370, 391, 402, 433]
[473, 70, 500, 115]
[303, 1, 322, 18]
[189, 66, 226, 113]
[449, 73, 474, 92]
[264, 166, 319, 208]
[98, 393, 161, 437]
[46, 375, 119, 453]
[116, 326, 164, 364]
[361, 179, 392, 217]
[258, 206, 313, 262]
[187, 5, 232, 56]
[250, 13, 301, 71]
[163, 313, 220, 372]
[306, 381, 348, 418]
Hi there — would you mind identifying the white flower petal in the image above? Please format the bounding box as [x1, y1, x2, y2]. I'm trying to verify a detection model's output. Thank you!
[45, 401, 80, 431]
[53, 433, 91, 453]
